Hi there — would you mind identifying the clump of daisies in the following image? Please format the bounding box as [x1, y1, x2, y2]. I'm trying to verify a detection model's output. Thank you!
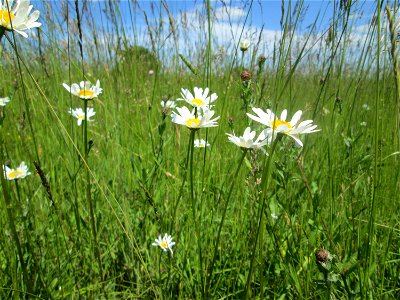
[152, 233, 175, 255]
[171, 87, 220, 129]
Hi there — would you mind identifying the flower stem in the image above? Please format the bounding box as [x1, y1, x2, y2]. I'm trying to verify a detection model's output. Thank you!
[205, 149, 247, 297]
[244, 135, 281, 299]
[0, 146, 30, 293]
[189, 129, 204, 294]
[83, 99, 103, 280]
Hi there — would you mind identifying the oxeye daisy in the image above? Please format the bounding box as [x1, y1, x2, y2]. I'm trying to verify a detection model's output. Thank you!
[3, 161, 31, 180]
[152, 233, 175, 254]
[226, 127, 271, 150]
[0, 96, 10, 106]
[240, 39, 251, 51]
[194, 139, 210, 148]
[161, 99, 176, 109]
[0, 0, 41, 38]
[247, 108, 320, 147]
[178, 87, 217, 110]
[171, 106, 219, 129]
[68, 107, 95, 126]
[62, 80, 102, 100]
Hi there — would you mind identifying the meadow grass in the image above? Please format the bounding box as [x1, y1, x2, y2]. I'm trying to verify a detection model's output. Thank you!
[1, 0, 400, 298]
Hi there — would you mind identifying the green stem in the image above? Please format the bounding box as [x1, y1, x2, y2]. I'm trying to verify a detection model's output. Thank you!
[244, 135, 281, 299]
[84, 100, 103, 280]
[205, 149, 248, 297]
[188, 129, 204, 295]
[0, 148, 30, 293]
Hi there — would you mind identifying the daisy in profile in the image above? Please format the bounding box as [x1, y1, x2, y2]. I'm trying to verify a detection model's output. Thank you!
[0, 96, 10, 106]
[247, 108, 320, 147]
[0, 0, 41, 38]
[226, 127, 271, 150]
[152, 233, 175, 254]
[68, 107, 95, 126]
[171, 106, 219, 129]
[194, 139, 210, 148]
[161, 99, 176, 110]
[240, 39, 251, 51]
[3, 161, 31, 180]
[178, 87, 217, 110]
[62, 80, 102, 100]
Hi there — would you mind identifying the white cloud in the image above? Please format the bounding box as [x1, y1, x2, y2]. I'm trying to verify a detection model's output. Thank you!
[214, 6, 246, 22]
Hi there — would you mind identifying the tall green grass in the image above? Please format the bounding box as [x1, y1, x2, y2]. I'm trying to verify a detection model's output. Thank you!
[1, 0, 400, 298]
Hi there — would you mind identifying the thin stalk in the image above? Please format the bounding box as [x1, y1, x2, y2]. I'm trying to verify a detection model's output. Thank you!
[244, 135, 281, 300]
[188, 129, 204, 295]
[0, 151, 30, 293]
[205, 149, 248, 297]
[84, 99, 103, 280]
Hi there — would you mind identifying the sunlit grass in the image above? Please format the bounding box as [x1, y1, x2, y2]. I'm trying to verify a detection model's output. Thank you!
[0, 0, 400, 299]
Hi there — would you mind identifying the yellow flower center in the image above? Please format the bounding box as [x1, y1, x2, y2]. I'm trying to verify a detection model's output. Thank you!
[79, 89, 94, 98]
[199, 143, 205, 147]
[191, 98, 204, 106]
[160, 241, 168, 248]
[8, 170, 22, 179]
[186, 118, 201, 128]
[272, 119, 292, 130]
[0, 10, 14, 27]
[78, 115, 85, 119]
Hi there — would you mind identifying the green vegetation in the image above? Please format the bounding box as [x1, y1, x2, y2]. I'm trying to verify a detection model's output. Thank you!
[0, 0, 400, 299]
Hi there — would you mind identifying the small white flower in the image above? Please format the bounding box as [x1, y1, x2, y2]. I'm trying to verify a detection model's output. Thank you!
[0, 0, 41, 38]
[68, 107, 95, 126]
[148, 69, 154, 75]
[171, 106, 219, 129]
[161, 99, 176, 109]
[247, 108, 320, 147]
[0, 96, 11, 106]
[226, 127, 271, 150]
[194, 139, 210, 148]
[177, 87, 217, 110]
[62, 80, 102, 100]
[360, 121, 367, 127]
[271, 213, 278, 219]
[3, 161, 31, 180]
[152, 233, 175, 254]
[240, 39, 251, 51]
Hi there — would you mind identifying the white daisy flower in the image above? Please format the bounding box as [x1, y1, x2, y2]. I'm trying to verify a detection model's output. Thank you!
[226, 127, 271, 150]
[3, 161, 31, 180]
[177, 87, 217, 110]
[62, 80, 102, 100]
[0, 96, 10, 106]
[240, 39, 251, 51]
[0, 0, 41, 38]
[152, 233, 175, 254]
[68, 107, 95, 126]
[171, 106, 219, 129]
[161, 99, 176, 109]
[194, 139, 210, 148]
[247, 108, 320, 147]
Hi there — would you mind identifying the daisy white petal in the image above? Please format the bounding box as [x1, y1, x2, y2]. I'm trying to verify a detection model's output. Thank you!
[63, 80, 102, 100]
[171, 106, 219, 129]
[152, 233, 175, 254]
[3, 161, 31, 180]
[0, 96, 11, 106]
[226, 127, 271, 150]
[250, 107, 320, 147]
[68, 107, 96, 126]
[177, 87, 218, 110]
[194, 139, 210, 148]
[0, 0, 41, 38]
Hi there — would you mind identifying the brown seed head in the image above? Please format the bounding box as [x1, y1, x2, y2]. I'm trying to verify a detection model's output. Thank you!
[241, 69, 252, 82]
[315, 248, 331, 263]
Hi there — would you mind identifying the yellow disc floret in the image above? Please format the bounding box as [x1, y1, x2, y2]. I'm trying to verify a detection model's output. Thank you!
[79, 90, 94, 98]
[191, 98, 205, 106]
[272, 119, 292, 130]
[186, 118, 201, 128]
[0, 10, 14, 27]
